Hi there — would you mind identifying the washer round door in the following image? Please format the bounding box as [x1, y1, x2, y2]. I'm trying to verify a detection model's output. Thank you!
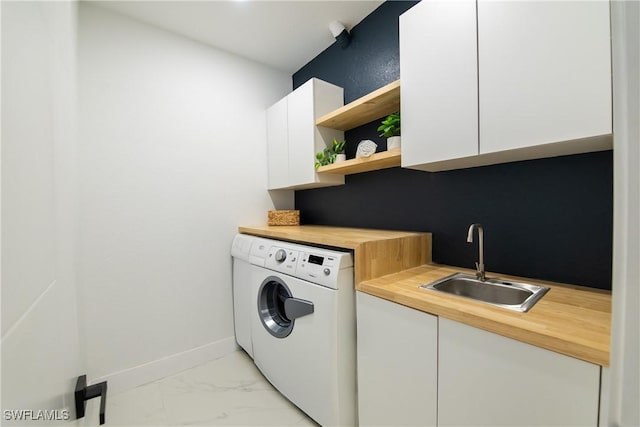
[257, 276, 314, 338]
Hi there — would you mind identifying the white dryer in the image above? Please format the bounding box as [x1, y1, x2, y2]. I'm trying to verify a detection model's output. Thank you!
[245, 236, 356, 427]
[231, 234, 255, 357]
[230, 234, 273, 358]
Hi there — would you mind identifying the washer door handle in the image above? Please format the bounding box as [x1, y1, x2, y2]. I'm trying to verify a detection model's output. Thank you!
[284, 298, 314, 320]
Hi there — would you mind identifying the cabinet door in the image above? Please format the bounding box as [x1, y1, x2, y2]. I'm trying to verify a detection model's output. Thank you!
[287, 80, 316, 188]
[287, 79, 344, 189]
[478, 0, 612, 154]
[400, 0, 478, 169]
[266, 97, 289, 190]
[438, 318, 601, 426]
[356, 292, 437, 427]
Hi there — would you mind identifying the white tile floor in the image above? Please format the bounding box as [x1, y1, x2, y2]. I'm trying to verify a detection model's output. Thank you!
[98, 351, 318, 426]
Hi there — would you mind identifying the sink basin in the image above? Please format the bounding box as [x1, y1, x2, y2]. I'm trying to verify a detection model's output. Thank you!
[421, 273, 549, 312]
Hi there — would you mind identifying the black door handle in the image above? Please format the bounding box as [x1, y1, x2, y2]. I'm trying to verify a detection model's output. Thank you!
[284, 297, 314, 320]
[75, 375, 107, 425]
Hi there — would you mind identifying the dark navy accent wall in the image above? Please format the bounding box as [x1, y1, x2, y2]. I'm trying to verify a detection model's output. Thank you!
[294, 1, 418, 103]
[296, 152, 613, 289]
[292, 2, 613, 289]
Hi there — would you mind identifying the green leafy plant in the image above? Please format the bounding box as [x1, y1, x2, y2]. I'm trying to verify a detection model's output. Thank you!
[314, 147, 337, 169]
[377, 112, 400, 137]
[314, 139, 347, 169]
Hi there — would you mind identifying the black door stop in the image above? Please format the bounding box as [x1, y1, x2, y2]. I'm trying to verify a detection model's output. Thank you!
[75, 375, 107, 425]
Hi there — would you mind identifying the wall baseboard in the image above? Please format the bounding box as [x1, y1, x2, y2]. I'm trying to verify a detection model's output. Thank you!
[92, 337, 238, 396]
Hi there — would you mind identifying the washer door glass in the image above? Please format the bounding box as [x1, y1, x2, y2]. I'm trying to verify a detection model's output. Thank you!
[258, 277, 294, 338]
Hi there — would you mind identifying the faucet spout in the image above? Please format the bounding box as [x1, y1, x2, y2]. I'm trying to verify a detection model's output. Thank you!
[466, 225, 475, 243]
[467, 223, 486, 281]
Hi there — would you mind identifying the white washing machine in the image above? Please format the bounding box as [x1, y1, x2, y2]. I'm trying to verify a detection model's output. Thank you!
[232, 234, 356, 427]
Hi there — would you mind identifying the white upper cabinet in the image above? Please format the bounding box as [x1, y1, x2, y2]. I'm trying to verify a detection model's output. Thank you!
[266, 97, 289, 190]
[478, 0, 612, 155]
[400, 0, 612, 171]
[400, 0, 479, 167]
[266, 78, 344, 190]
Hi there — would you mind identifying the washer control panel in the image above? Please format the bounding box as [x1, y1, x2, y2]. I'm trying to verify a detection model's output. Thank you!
[274, 249, 287, 262]
[261, 241, 352, 289]
[265, 247, 299, 273]
[297, 251, 339, 281]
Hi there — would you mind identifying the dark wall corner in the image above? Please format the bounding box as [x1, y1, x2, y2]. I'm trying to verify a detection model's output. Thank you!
[293, 1, 419, 103]
[290, 1, 613, 290]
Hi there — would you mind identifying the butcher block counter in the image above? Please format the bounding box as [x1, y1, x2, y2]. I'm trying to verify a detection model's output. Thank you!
[238, 225, 611, 366]
[238, 225, 432, 284]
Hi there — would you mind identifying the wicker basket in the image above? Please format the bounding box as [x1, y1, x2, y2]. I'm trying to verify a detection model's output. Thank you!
[267, 210, 300, 226]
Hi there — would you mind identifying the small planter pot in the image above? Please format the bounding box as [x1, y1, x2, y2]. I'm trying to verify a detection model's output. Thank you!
[335, 153, 347, 163]
[387, 136, 401, 150]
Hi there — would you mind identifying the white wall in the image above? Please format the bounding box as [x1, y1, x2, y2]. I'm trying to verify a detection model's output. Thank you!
[609, 1, 640, 425]
[1, 1, 84, 424]
[77, 4, 291, 392]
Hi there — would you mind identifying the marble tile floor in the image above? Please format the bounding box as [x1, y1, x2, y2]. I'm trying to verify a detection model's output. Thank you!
[91, 350, 319, 426]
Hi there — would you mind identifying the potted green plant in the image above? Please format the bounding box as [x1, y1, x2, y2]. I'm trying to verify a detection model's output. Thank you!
[377, 112, 401, 150]
[314, 139, 347, 169]
[333, 139, 346, 163]
[314, 147, 336, 169]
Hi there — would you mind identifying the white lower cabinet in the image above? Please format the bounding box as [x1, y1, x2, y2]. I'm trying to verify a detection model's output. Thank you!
[438, 318, 601, 426]
[355, 296, 602, 427]
[599, 367, 610, 427]
[356, 291, 437, 427]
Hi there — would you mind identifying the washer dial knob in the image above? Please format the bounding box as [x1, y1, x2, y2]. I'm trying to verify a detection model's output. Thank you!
[275, 249, 287, 263]
[324, 268, 331, 276]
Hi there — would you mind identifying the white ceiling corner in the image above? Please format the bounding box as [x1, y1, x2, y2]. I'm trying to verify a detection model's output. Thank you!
[90, 0, 384, 73]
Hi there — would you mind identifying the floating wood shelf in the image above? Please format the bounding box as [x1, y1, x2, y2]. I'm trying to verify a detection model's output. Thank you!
[316, 80, 400, 131]
[316, 149, 401, 175]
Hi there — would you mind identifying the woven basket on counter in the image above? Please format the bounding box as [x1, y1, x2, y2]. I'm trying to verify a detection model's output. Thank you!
[267, 210, 300, 226]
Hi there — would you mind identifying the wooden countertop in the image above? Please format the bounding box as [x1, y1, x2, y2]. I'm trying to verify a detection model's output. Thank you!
[238, 225, 432, 287]
[238, 225, 426, 249]
[358, 264, 611, 366]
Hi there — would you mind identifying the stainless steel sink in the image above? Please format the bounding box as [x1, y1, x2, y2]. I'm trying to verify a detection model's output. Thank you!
[421, 272, 549, 312]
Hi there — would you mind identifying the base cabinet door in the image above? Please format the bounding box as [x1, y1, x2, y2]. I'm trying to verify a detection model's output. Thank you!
[356, 292, 437, 427]
[438, 318, 601, 426]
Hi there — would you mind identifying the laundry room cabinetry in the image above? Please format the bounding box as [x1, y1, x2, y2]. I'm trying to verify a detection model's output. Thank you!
[266, 78, 345, 190]
[399, 0, 612, 172]
[266, 97, 289, 190]
[399, 0, 478, 168]
[356, 298, 602, 427]
[356, 291, 437, 427]
[438, 318, 601, 426]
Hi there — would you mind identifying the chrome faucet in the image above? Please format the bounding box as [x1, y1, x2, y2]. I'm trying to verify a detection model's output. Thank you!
[467, 223, 486, 281]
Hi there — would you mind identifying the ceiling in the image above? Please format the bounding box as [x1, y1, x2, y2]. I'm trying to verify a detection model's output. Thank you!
[92, 1, 384, 74]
